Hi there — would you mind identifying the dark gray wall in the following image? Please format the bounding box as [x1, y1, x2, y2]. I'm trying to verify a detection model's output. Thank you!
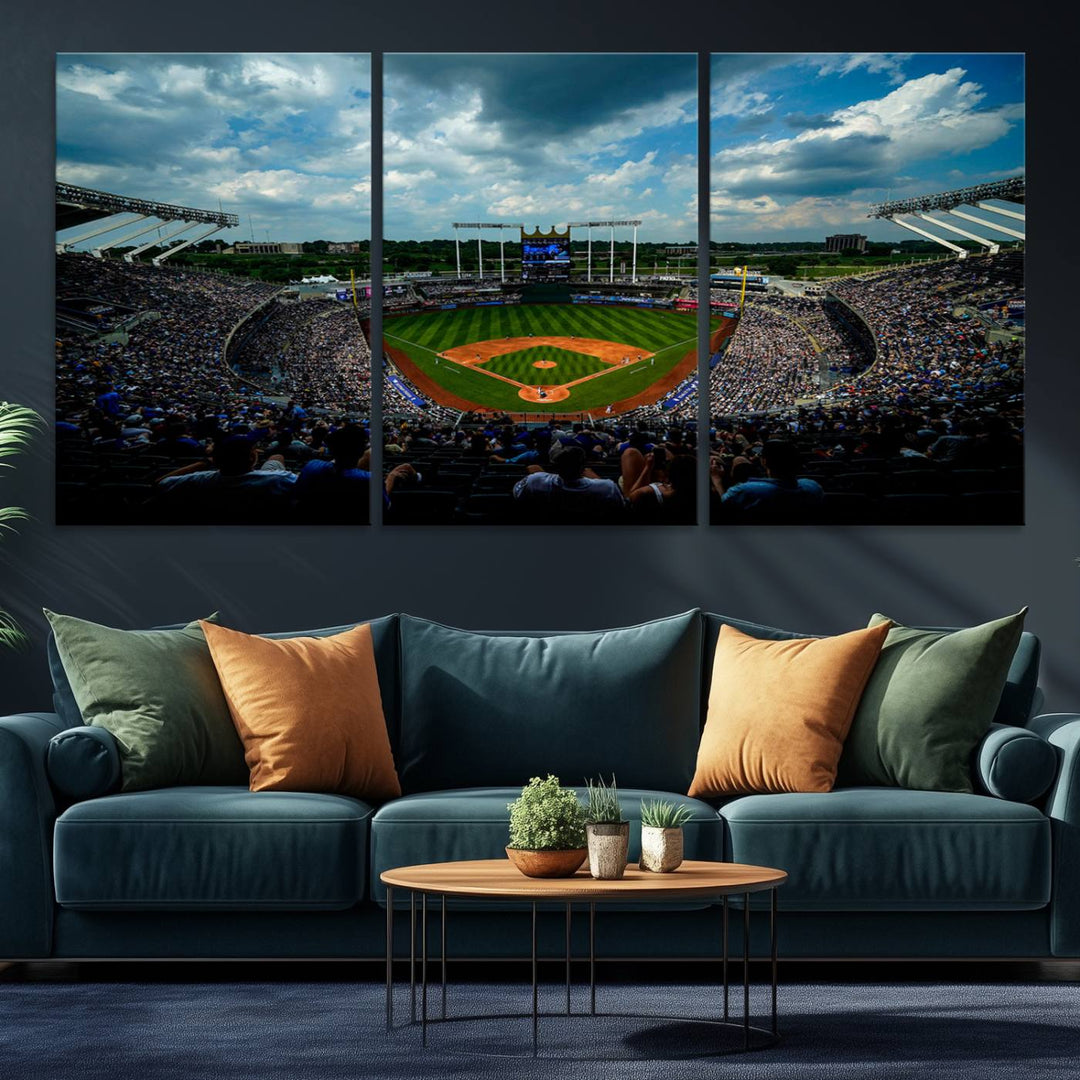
[2, 2, 1077, 715]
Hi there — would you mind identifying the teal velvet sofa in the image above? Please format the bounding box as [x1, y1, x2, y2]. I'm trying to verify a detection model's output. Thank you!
[2, 609, 1078, 963]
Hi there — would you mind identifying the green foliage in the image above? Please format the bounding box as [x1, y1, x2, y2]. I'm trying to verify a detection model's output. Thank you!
[0, 402, 41, 650]
[585, 775, 624, 824]
[640, 799, 694, 830]
[507, 775, 586, 851]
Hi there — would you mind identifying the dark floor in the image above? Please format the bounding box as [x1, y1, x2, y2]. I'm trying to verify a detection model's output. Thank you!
[5, 958, 1080, 984]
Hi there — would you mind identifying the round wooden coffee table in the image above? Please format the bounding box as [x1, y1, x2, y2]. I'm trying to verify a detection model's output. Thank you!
[380, 859, 787, 1058]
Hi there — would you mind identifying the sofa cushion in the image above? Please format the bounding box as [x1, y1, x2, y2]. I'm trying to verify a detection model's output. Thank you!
[201, 621, 401, 802]
[689, 622, 889, 796]
[397, 611, 702, 793]
[54, 787, 372, 911]
[46, 614, 402, 760]
[721, 788, 1050, 911]
[839, 610, 1028, 793]
[703, 613, 1041, 731]
[975, 723, 1058, 804]
[44, 610, 248, 791]
[47, 725, 122, 801]
[370, 787, 723, 904]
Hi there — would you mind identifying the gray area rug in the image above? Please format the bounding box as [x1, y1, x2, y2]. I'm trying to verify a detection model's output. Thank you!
[0, 980, 1077, 1079]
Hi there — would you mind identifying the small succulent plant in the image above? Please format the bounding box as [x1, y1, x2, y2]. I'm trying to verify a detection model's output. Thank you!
[640, 799, 694, 830]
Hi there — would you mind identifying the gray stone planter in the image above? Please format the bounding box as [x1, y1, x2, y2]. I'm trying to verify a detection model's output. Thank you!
[586, 821, 630, 879]
[639, 825, 684, 873]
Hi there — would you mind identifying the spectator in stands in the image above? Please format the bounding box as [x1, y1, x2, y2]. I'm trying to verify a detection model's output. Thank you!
[293, 424, 373, 524]
[715, 439, 824, 524]
[513, 445, 625, 523]
[151, 434, 297, 524]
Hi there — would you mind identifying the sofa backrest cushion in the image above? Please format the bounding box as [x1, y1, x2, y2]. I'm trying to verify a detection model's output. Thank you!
[398, 610, 703, 793]
[703, 613, 1041, 729]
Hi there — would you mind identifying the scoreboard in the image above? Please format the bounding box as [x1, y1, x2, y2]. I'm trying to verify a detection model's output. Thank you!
[521, 227, 571, 282]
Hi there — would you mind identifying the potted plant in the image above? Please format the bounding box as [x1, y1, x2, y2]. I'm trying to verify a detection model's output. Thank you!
[506, 775, 587, 877]
[639, 799, 693, 873]
[585, 775, 629, 880]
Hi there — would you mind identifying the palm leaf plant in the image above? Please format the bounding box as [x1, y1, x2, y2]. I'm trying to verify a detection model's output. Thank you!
[0, 402, 42, 649]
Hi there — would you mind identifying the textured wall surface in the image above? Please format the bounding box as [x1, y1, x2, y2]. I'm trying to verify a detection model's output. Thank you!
[2, 3, 1076, 715]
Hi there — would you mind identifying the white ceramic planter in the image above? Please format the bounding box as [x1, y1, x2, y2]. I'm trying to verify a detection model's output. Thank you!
[639, 825, 684, 873]
[586, 821, 629, 879]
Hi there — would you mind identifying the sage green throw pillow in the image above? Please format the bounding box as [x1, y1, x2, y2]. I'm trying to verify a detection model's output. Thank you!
[837, 609, 1027, 793]
[44, 610, 248, 792]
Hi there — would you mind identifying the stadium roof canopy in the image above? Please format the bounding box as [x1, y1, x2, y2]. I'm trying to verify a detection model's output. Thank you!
[869, 177, 1024, 218]
[56, 183, 238, 232]
[56, 182, 239, 265]
[868, 176, 1024, 258]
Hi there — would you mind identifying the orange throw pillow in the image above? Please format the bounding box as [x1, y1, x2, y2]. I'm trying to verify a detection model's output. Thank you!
[688, 622, 890, 797]
[200, 621, 401, 801]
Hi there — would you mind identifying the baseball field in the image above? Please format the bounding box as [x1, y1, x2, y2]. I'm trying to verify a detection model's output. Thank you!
[384, 303, 712, 415]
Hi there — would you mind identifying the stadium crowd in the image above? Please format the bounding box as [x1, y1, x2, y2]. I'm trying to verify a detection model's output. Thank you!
[231, 298, 372, 414]
[708, 255, 1024, 524]
[382, 416, 697, 525]
[706, 302, 821, 414]
[55, 254, 374, 524]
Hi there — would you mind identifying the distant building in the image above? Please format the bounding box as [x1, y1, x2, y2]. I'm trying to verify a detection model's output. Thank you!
[226, 241, 303, 255]
[665, 245, 697, 256]
[327, 241, 362, 254]
[825, 233, 868, 254]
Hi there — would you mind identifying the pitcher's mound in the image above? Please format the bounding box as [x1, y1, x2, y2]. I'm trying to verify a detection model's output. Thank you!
[519, 386, 570, 403]
[533, 360, 558, 369]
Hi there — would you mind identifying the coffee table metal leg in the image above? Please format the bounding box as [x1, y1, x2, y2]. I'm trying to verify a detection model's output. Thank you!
[565, 903, 572, 1015]
[531, 901, 539, 1057]
[422, 894, 428, 1047]
[743, 892, 751, 1050]
[771, 887, 778, 1036]
[385, 885, 393, 1031]
[722, 896, 729, 1022]
[589, 902, 596, 1016]
[441, 893, 447, 1020]
[410, 892, 416, 1023]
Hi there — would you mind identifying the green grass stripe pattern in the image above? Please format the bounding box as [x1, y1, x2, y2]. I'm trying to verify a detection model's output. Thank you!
[480, 346, 610, 384]
[384, 303, 705, 414]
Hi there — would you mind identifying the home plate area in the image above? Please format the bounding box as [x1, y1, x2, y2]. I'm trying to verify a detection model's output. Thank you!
[437, 336, 654, 404]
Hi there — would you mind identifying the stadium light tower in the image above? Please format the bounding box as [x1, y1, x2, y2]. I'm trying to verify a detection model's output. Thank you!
[567, 220, 643, 284]
[452, 223, 524, 282]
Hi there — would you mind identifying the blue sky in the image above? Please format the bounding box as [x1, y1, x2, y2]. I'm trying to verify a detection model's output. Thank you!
[56, 54, 371, 244]
[384, 54, 697, 242]
[711, 53, 1025, 242]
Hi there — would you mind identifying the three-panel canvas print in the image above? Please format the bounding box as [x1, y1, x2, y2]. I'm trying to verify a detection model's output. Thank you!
[55, 53, 1025, 526]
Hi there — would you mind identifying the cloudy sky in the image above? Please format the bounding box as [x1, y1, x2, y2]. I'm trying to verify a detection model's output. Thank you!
[56, 54, 370, 244]
[384, 54, 697, 242]
[711, 53, 1024, 242]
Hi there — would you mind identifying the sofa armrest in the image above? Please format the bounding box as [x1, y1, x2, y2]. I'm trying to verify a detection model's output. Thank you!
[0, 712, 65, 958]
[1027, 713, 1080, 956]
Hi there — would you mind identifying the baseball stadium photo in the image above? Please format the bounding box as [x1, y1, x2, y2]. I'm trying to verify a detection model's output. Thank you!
[705, 53, 1025, 526]
[381, 53, 701, 525]
[55, 54, 376, 526]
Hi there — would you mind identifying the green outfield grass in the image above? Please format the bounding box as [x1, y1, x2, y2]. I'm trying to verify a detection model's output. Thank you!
[480, 346, 611, 384]
[384, 303, 709, 413]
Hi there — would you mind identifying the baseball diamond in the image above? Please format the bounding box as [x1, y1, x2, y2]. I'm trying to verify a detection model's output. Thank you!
[384, 304, 714, 416]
